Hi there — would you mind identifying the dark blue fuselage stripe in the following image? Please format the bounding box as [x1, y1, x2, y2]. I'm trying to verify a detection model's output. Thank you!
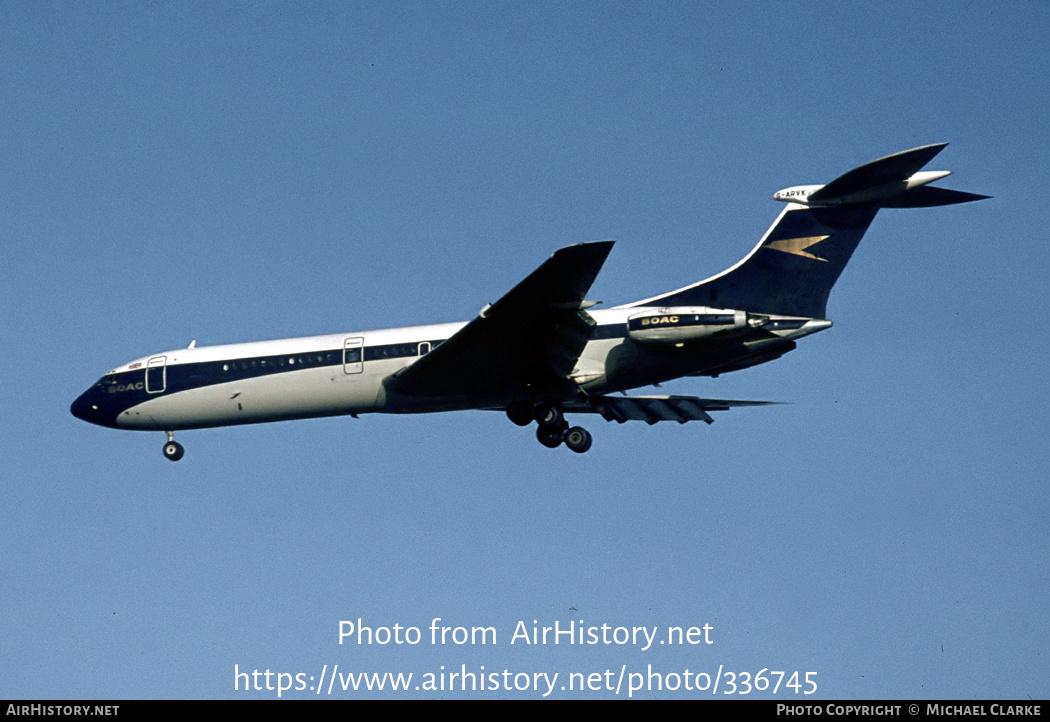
[76, 325, 630, 426]
[101, 339, 448, 396]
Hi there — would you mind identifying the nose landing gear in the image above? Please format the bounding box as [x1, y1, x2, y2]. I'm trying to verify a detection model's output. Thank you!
[163, 431, 185, 461]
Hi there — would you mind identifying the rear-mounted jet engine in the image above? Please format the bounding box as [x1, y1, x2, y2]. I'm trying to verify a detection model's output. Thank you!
[626, 307, 759, 344]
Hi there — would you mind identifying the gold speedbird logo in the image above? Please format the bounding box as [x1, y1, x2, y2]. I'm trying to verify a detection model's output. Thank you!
[765, 235, 831, 262]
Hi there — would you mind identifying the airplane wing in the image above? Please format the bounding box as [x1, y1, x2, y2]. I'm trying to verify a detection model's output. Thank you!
[387, 241, 615, 400]
[563, 395, 781, 425]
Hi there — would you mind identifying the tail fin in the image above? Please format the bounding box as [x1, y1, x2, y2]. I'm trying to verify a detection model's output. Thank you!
[628, 144, 988, 319]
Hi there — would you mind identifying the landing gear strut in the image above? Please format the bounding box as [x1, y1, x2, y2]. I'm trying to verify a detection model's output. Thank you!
[163, 431, 185, 462]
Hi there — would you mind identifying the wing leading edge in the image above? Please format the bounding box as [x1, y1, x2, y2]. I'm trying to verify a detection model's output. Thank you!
[385, 241, 615, 403]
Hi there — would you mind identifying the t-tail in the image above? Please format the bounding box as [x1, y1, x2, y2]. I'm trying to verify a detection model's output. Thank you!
[628, 143, 989, 319]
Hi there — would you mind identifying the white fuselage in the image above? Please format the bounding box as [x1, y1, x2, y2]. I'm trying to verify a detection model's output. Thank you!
[72, 308, 829, 433]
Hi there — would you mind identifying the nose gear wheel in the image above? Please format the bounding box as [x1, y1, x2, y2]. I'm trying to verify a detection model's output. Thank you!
[163, 432, 185, 461]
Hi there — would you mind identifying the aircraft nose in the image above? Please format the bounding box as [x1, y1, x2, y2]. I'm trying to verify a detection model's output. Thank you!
[70, 391, 96, 422]
[71, 388, 113, 427]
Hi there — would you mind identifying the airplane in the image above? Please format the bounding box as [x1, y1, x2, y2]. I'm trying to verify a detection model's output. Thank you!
[71, 143, 987, 460]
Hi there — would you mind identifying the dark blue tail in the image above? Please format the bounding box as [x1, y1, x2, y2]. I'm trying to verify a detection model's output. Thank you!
[626, 144, 987, 319]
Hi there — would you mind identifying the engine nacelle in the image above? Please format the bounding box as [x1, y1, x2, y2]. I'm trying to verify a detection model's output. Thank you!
[627, 307, 750, 344]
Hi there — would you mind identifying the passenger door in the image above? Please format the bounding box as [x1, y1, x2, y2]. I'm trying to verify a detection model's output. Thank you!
[145, 356, 167, 393]
[343, 337, 364, 374]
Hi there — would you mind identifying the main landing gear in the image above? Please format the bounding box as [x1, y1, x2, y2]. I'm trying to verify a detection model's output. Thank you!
[163, 431, 185, 462]
[506, 402, 593, 453]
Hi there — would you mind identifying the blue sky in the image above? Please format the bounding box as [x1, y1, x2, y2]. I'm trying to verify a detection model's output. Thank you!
[2, 1, 1047, 699]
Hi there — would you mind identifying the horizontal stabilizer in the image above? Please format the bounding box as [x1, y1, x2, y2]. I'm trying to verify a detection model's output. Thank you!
[877, 185, 991, 208]
[564, 395, 780, 425]
[774, 143, 989, 209]
[810, 143, 948, 201]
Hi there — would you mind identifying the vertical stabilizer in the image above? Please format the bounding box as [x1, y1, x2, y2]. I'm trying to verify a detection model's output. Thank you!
[627, 144, 987, 319]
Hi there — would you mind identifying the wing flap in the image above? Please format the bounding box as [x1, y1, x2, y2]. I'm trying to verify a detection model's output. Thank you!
[564, 395, 779, 425]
